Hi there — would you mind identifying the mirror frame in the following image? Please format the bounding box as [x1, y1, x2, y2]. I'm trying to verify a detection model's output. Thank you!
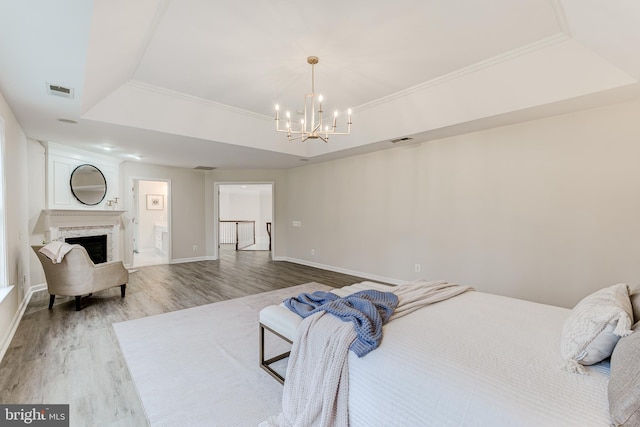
[70, 164, 108, 206]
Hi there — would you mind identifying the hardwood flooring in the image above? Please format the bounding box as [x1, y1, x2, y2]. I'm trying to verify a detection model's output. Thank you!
[0, 248, 367, 426]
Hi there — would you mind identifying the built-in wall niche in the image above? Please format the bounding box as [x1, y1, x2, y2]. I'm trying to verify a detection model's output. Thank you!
[44, 141, 122, 211]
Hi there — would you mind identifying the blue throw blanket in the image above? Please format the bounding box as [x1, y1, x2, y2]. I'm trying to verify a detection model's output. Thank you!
[284, 290, 399, 357]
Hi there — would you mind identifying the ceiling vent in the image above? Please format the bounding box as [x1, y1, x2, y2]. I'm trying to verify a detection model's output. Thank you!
[391, 137, 413, 144]
[194, 166, 216, 170]
[46, 83, 74, 99]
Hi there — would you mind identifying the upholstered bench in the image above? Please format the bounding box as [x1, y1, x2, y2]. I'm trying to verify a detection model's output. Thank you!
[259, 281, 394, 384]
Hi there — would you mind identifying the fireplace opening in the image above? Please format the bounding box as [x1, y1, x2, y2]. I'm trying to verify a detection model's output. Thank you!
[65, 234, 108, 264]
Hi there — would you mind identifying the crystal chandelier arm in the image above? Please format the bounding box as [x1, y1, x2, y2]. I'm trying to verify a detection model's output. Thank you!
[316, 96, 323, 133]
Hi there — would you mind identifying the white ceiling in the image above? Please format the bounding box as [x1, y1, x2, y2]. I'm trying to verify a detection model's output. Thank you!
[0, 0, 639, 169]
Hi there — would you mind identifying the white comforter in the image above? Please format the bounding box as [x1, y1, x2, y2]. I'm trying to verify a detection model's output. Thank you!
[262, 281, 474, 427]
[348, 291, 611, 426]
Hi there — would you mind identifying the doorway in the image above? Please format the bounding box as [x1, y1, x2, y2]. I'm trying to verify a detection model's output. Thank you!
[217, 183, 273, 253]
[132, 179, 170, 267]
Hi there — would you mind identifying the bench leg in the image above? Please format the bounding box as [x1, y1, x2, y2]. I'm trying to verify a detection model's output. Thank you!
[259, 323, 291, 385]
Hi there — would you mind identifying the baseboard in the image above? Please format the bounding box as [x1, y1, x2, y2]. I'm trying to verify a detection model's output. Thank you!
[124, 256, 216, 269]
[273, 256, 405, 286]
[0, 283, 46, 363]
[30, 283, 47, 293]
[170, 256, 217, 264]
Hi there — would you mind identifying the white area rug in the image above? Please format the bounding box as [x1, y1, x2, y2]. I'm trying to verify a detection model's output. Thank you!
[113, 283, 331, 427]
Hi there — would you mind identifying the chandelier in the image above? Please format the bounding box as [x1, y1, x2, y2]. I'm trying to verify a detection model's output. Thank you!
[275, 56, 352, 143]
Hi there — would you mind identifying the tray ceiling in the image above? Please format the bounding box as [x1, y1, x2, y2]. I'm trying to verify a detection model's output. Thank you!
[0, 0, 639, 168]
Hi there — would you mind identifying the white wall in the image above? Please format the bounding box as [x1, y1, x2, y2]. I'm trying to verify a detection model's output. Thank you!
[0, 89, 30, 353]
[285, 98, 640, 308]
[259, 189, 272, 246]
[45, 142, 121, 210]
[27, 140, 46, 285]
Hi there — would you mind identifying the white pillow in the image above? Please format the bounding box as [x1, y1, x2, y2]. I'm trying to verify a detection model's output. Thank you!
[560, 283, 634, 374]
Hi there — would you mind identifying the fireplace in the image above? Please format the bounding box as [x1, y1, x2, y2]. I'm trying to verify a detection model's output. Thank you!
[43, 209, 124, 262]
[65, 234, 108, 264]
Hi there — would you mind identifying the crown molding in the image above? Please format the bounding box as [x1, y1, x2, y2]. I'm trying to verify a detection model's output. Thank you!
[356, 33, 571, 113]
[126, 2, 573, 126]
[550, 0, 571, 36]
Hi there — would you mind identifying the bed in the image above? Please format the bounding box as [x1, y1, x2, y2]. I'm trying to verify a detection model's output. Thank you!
[262, 281, 640, 427]
[348, 290, 610, 426]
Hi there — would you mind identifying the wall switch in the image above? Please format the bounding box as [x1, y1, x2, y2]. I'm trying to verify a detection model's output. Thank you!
[414, 264, 421, 273]
[292, 220, 302, 227]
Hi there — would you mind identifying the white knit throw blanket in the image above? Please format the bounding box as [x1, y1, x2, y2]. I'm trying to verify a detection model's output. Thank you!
[39, 242, 77, 264]
[260, 280, 473, 427]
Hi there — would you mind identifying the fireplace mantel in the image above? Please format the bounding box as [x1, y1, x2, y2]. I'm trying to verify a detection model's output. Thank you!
[42, 209, 125, 261]
[44, 209, 125, 216]
[43, 209, 125, 227]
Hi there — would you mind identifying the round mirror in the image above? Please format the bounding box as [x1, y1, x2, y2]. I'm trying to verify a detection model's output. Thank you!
[70, 164, 107, 206]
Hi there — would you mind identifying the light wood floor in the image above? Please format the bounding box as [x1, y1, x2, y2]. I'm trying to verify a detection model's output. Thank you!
[0, 248, 367, 426]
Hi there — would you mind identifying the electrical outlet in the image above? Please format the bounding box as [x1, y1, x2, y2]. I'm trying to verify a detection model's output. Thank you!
[311, 249, 315, 255]
[193, 245, 198, 251]
[414, 264, 421, 273]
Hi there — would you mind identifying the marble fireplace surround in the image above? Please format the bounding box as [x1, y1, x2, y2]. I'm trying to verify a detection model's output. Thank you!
[43, 210, 125, 262]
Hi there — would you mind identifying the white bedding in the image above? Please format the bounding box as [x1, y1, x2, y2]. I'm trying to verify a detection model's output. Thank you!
[347, 291, 611, 426]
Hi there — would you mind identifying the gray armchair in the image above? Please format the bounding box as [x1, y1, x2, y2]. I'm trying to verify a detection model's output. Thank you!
[32, 245, 129, 311]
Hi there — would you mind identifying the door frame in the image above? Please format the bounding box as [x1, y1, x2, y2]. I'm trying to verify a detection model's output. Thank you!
[125, 176, 172, 267]
[213, 181, 274, 260]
